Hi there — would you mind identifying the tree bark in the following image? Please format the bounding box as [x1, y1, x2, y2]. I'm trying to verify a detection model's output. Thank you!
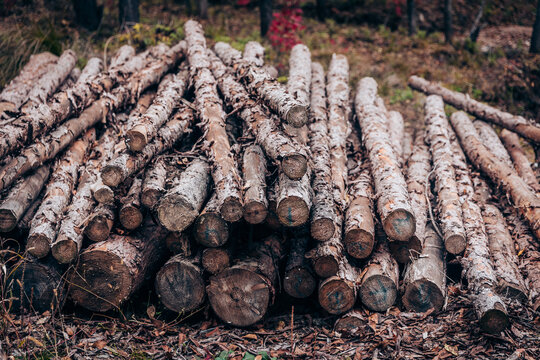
[284, 44, 310, 145]
[207, 48, 308, 180]
[214, 41, 308, 128]
[531, 0, 540, 53]
[155, 252, 206, 313]
[425, 95, 466, 254]
[126, 69, 189, 152]
[243, 41, 265, 67]
[283, 228, 316, 299]
[59, 67, 82, 91]
[119, 0, 139, 27]
[185, 21, 243, 223]
[0, 165, 50, 233]
[194, 192, 229, 247]
[119, 176, 144, 230]
[355, 77, 415, 241]
[408, 76, 540, 144]
[407, 0, 417, 35]
[26, 129, 96, 258]
[309, 62, 337, 241]
[69, 220, 168, 312]
[260, 0, 273, 37]
[450, 111, 540, 240]
[403, 130, 413, 165]
[500, 129, 540, 192]
[141, 156, 168, 210]
[276, 172, 312, 227]
[72, 0, 102, 31]
[207, 234, 285, 327]
[474, 120, 514, 167]
[444, 0, 452, 43]
[402, 224, 446, 313]
[386, 110, 405, 168]
[242, 144, 268, 224]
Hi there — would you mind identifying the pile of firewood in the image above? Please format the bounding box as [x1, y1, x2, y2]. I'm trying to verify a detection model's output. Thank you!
[1, 20, 539, 335]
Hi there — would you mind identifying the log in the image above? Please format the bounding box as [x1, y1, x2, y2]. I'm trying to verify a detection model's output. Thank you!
[0, 52, 58, 114]
[450, 111, 540, 239]
[126, 69, 189, 151]
[141, 156, 167, 209]
[402, 130, 413, 165]
[202, 246, 232, 275]
[283, 228, 316, 299]
[0, 165, 51, 233]
[165, 231, 192, 255]
[386, 110, 405, 168]
[334, 310, 368, 337]
[264, 180, 282, 231]
[309, 62, 337, 241]
[358, 229, 399, 312]
[69, 220, 169, 312]
[408, 75, 540, 144]
[85, 203, 115, 242]
[185, 21, 243, 222]
[402, 224, 446, 313]
[207, 234, 285, 327]
[424, 95, 466, 255]
[242, 145, 268, 224]
[242, 41, 265, 67]
[194, 192, 229, 247]
[355, 77, 415, 241]
[306, 227, 344, 279]
[119, 176, 143, 230]
[214, 41, 308, 128]
[500, 129, 540, 191]
[276, 172, 312, 227]
[155, 253, 206, 313]
[473, 120, 514, 167]
[59, 67, 82, 91]
[318, 259, 359, 315]
[26, 129, 96, 258]
[207, 49, 308, 180]
[156, 158, 210, 232]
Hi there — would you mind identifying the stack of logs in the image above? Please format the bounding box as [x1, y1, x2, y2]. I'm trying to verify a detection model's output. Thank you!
[1, 20, 539, 335]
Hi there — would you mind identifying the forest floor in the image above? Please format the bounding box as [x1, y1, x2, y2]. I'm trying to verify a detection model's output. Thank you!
[1, 1, 540, 359]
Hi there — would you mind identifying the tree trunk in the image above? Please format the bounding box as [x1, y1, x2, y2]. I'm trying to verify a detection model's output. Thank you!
[155, 252, 206, 313]
[284, 44, 310, 147]
[141, 156, 167, 210]
[26, 129, 95, 258]
[425, 95, 466, 254]
[355, 77, 415, 241]
[531, 0, 540, 53]
[207, 48, 308, 180]
[309, 62, 337, 241]
[119, 176, 143, 230]
[156, 158, 210, 232]
[276, 172, 312, 227]
[72, 0, 102, 31]
[194, 192, 229, 247]
[59, 67, 82, 91]
[450, 111, 540, 240]
[243, 41, 265, 67]
[316, 0, 326, 21]
[443, 0, 452, 43]
[402, 224, 446, 313]
[119, 0, 139, 27]
[126, 70, 189, 152]
[214, 41, 308, 128]
[407, 0, 417, 35]
[207, 234, 285, 327]
[185, 21, 243, 223]
[283, 228, 316, 299]
[197, 0, 208, 19]
[69, 220, 168, 312]
[260, 0, 273, 37]
[500, 129, 540, 192]
[469, 0, 485, 42]
[408, 76, 540, 144]
[0, 165, 50, 233]
[202, 246, 232, 275]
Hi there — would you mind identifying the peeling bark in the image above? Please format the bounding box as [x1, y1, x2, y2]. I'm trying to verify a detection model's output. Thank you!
[500, 129, 540, 192]
[284, 227, 316, 299]
[119, 176, 144, 230]
[194, 192, 229, 247]
[242, 145, 268, 224]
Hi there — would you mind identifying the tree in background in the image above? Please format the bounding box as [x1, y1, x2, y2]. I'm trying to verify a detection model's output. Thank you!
[532, 0, 540, 53]
[119, 0, 139, 28]
[407, 0, 417, 35]
[72, 0, 102, 31]
[469, 0, 485, 42]
[443, 0, 452, 43]
[197, 0, 208, 19]
[260, 0, 273, 37]
[316, 0, 326, 21]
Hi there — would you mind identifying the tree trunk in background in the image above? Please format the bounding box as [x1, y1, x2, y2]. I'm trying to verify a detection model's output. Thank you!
[407, 0, 417, 35]
[197, 0, 208, 19]
[119, 0, 139, 27]
[316, 0, 326, 21]
[72, 0, 102, 31]
[469, 0, 485, 42]
[531, 0, 540, 54]
[444, 0, 452, 44]
[260, 0, 273, 37]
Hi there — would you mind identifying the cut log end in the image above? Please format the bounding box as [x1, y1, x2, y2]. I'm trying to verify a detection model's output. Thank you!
[382, 209, 416, 242]
[243, 201, 268, 224]
[155, 259, 205, 313]
[207, 267, 271, 327]
[141, 189, 162, 210]
[220, 198, 243, 223]
[283, 267, 316, 299]
[0, 209, 17, 233]
[126, 127, 148, 152]
[93, 187, 115, 205]
[319, 277, 356, 315]
[312, 256, 339, 279]
[311, 218, 335, 242]
[157, 195, 198, 232]
[445, 234, 467, 255]
[51, 240, 78, 264]
[388, 236, 422, 264]
[201, 248, 231, 275]
[85, 216, 113, 242]
[277, 196, 310, 227]
[498, 284, 528, 303]
[479, 308, 509, 334]
[334, 313, 367, 337]
[119, 206, 143, 230]
[26, 234, 51, 259]
[402, 279, 445, 313]
[344, 229, 375, 259]
[281, 154, 308, 180]
[359, 274, 398, 312]
[101, 166, 124, 187]
[195, 213, 229, 248]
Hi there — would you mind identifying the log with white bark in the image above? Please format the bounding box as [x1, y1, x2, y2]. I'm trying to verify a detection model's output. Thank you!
[242, 41, 265, 67]
[408, 75, 540, 144]
[500, 129, 540, 192]
[318, 257, 359, 315]
[119, 176, 144, 230]
[84, 203, 115, 242]
[387, 110, 405, 168]
[473, 120, 514, 167]
[242, 144, 268, 224]
[141, 156, 168, 209]
[276, 172, 312, 227]
[194, 192, 229, 247]
[283, 227, 316, 299]
[355, 77, 415, 241]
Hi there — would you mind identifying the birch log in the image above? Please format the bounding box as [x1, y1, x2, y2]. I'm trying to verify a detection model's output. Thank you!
[500, 129, 540, 192]
[276, 172, 312, 227]
[141, 156, 168, 209]
[242, 144, 268, 224]
[242, 41, 265, 67]
[119, 176, 144, 230]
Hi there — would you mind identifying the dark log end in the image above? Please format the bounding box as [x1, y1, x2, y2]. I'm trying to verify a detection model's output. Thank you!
[202, 248, 231, 275]
[141, 189, 161, 210]
[126, 129, 147, 152]
[281, 154, 308, 180]
[479, 308, 509, 334]
[195, 213, 229, 248]
[85, 215, 113, 242]
[243, 201, 268, 224]
[119, 206, 143, 230]
[283, 267, 316, 299]
[319, 277, 356, 315]
[51, 240, 78, 264]
[335, 313, 368, 337]
[157, 194, 197, 232]
[220, 197, 243, 223]
[27, 235, 51, 259]
[498, 284, 528, 304]
[359, 274, 398, 312]
[0, 209, 17, 233]
[344, 229, 375, 259]
[402, 279, 445, 313]
[101, 166, 124, 187]
[277, 196, 310, 227]
[207, 268, 270, 327]
[311, 218, 335, 242]
[388, 235, 422, 264]
[155, 258, 205, 313]
[445, 234, 467, 255]
[382, 209, 416, 241]
[165, 232, 191, 255]
[286, 104, 308, 128]
[93, 187, 115, 205]
[312, 256, 339, 279]
[264, 201, 281, 230]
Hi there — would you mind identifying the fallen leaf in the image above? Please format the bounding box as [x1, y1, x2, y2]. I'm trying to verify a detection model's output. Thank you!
[444, 344, 458, 356]
[243, 334, 258, 340]
[93, 340, 107, 350]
